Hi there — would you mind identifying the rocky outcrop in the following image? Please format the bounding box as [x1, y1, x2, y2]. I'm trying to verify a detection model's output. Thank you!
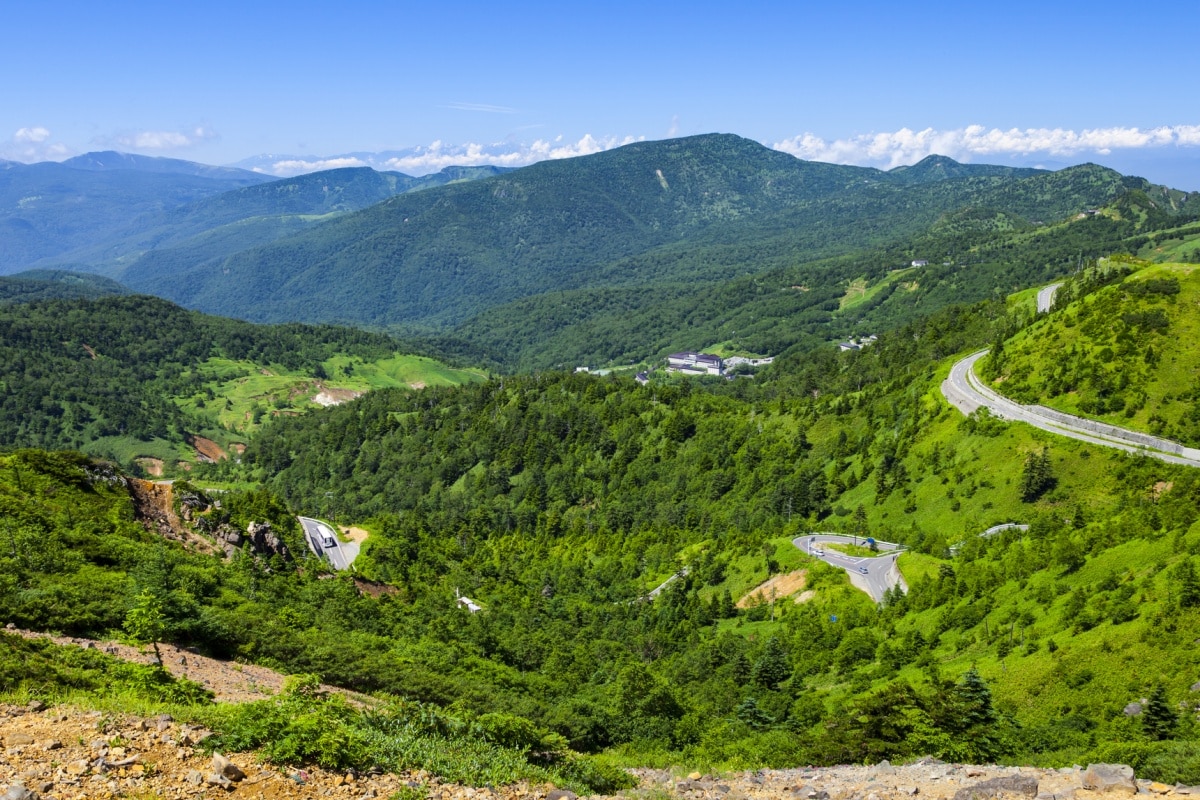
[1082, 764, 1139, 794]
[213, 521, 291, 560]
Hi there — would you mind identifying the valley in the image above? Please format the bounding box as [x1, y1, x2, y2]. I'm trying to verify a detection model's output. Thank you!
[5, 140, 1200, 796]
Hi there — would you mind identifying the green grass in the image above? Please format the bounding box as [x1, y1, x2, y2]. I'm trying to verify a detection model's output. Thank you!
[984, 261, 1200, 446]
[81, 435, 192, 465]
[838, 268, 916, 311]
[174, 354, 487, 441]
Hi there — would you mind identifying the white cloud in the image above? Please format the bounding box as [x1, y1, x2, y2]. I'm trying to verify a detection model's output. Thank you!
[14, 126, 51, 144]
[3, 126, 71, 162]
[110, 125, 219, 151]
[773, 124, 1200, 169]
[254, 135, 644, 177]
[253, 156, 368, 175]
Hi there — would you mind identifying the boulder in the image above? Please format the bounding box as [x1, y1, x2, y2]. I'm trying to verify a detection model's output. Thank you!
[1, 786, 38, 800]
[1123, 702, 1143, 717]
[1081, 764, 1138, 794]
[5, 733, 34, 747]
[212, 752, 246, 781]
[247, 521, 292, 560]
[953, 775, 1039, 800]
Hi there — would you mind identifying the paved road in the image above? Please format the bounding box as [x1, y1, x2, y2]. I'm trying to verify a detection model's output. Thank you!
[298, 516, 359, 570]
[950, 523, 1030, 554]
[942, 350, 1200, 468]
[647, 567, 689, 599]
[792, 533, 906, 603]
[1036, 283, 1062, 313]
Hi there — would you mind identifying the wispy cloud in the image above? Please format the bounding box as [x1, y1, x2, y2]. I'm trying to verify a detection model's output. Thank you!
[773, 124, 1200, 169]
[107, 125, 219, 152]
[382, 134, 641, 174]
[443, 102, 518, 114]
[252, 156, 368, 175]
[3, 126, 71, 162]
[253, 134, 644, 177]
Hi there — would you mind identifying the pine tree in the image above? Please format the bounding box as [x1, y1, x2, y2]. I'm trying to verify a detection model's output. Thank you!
[1142, 685, 1178, 740]
[1019, 448, 1054, 502]
[1176, 560, 1200, 609]
[751, 636, 792, 690]
[953, 667, 998, 728]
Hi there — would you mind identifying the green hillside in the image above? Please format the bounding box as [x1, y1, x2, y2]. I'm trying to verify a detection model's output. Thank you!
[0, 159, 269, 272]
[0, 294, 484, 473]
[117, 134, 1158, 335]
[221, 288, 1200, 774]
[11, 278, 1200, 781]
[449, 180, 1194, 370]
[0, 268, 130, 304]
[981, 259, 1200, 446]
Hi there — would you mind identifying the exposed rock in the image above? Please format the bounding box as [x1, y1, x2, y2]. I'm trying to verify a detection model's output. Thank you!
[546, 791, 577, 800]
[246, 520, 292, 560]
[4, 733, 34, 747]
[1, 785, 38, 800]
[953, 775, 1039, 800]
[1082, 764, 1138, 794]
[211, 752, 246, 781]
[1123, 702, 1143, 716]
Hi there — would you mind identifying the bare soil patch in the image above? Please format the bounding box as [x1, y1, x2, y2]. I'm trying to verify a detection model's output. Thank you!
[189, 435, 226, 462]
[135, 457, 164, 477]
[339, 525, 369, 544]
[409, 381, 427, 389]
[737, 569, 807, 608]
[312, 386, 362, 407]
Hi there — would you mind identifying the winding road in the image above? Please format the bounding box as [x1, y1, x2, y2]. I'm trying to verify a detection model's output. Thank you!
[298, 516, 359, 571]
[792, 534, 907, 603]
[1036, 282, 1062, 313]
[941, 350, 1200, 468]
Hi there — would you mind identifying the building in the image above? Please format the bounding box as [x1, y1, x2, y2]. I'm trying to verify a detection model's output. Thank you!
[666, 351, 723, 376]
[911, 259, 929, 267]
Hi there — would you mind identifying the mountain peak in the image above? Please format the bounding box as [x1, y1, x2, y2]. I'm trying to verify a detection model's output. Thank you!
[62, 151, 268, 184]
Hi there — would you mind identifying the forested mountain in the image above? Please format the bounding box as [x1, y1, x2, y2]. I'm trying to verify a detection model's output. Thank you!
[112, 134, 1189, 346]
[11, 262, 1200, 781]
[0, 294, 482, 471]
[450, 183, 1200, 370]
[0, 158, 271, 271]
[0, 153, 509, 277]
[62, 150, 268, 182]
[0, 268, 129, 304]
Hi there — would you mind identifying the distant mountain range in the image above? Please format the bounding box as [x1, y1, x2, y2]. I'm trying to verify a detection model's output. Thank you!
[3, 136, 1198, 370]
[0, 153, 510, 276]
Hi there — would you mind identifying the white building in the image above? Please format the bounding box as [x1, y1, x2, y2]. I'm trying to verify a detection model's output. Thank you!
[666, 352, 723, 376]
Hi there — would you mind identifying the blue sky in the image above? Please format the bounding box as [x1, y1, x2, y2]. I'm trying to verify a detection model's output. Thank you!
[5, 0, 1200, 187]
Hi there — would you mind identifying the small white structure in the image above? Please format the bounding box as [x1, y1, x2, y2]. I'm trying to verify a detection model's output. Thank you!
[838, 335, 878, 352]
[911, 259, 929, 267]
[455, 588, 483, 614]
[667, 351, 723, 376]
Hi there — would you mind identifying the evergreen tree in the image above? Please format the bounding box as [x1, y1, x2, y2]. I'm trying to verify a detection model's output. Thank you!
[1176, 560, 1200, 609]
[751, 636, 792, 690]
[1142, 685, 1177, 741]
[1019, 448, 1054, 502]
[735, 697, 774, 730]
[952, 667, 998, 728]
